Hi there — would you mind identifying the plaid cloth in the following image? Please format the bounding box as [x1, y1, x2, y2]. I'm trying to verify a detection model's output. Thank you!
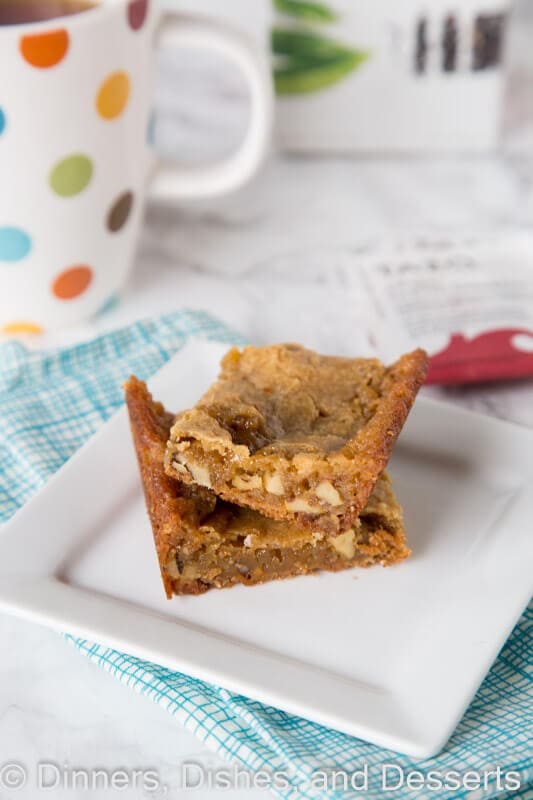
[0, 310, 531, 800]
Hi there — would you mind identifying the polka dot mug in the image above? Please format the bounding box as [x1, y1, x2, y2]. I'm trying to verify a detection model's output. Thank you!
[0, 0, 272, 334]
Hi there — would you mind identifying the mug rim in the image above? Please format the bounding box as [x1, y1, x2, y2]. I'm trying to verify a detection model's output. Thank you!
[0, 0, 133, 34]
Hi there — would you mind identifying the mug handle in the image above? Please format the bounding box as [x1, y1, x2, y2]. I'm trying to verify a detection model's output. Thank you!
[148, 13, 273, 200]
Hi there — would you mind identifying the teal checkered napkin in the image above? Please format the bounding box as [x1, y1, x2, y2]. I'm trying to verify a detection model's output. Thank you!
[1, 310, 531, 800]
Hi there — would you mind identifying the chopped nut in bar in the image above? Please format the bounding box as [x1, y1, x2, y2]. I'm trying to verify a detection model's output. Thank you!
[164, 344, 427, 535]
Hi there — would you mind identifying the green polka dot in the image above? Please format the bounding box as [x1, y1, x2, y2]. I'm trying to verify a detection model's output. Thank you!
[49, 154, 93, 197]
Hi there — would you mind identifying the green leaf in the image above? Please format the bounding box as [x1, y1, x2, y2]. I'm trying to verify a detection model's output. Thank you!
[273, 0, 337, 24]
[272, 27, 347, 60]
[274, 49, 370, 94]
[271, 27, 371, 94]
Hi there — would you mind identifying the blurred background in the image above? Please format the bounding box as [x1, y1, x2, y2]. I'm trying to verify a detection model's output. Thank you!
[107, 0, 531, 415]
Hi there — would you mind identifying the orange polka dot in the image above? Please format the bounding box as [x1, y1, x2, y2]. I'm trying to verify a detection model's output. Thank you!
[96, 71, 130, 120]
[2, 321, 43, 335]
[20, 29, 69, 69]
[52, 265, 93, 300]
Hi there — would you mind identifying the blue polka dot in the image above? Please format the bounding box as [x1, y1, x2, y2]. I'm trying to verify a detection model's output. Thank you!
[0, 227, 32, 262]
[0, 108, 5, 135]
[95, 293, 119, 318]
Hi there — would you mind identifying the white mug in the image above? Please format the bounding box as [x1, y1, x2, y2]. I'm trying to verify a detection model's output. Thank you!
[0, 0, 272, 334]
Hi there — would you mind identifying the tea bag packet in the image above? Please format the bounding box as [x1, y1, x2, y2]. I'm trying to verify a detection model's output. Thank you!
[273, 0, 507, 153]
[360, 232, 533, 384]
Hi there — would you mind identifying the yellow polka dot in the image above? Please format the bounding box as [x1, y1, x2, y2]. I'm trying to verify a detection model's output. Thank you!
[96, 71, 130, 120]
[2, 321, 44, 335]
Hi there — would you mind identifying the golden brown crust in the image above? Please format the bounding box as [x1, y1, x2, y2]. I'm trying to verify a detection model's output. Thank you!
[125, 377, 411, 599]
[164, 345, 428, 534]
[124, 376, 214, 597]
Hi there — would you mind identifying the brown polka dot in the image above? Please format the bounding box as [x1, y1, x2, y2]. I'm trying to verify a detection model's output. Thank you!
[53, 264, 93, 299]
[107, 191, 134, 232]
[128, 0, 148, 30]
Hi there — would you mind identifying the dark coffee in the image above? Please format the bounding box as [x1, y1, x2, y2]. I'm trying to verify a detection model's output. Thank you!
[0, 0, 98, 25]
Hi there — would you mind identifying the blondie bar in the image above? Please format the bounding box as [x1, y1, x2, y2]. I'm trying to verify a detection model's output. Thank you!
[126, 376, 410, 598]
[165, 344, 427, 535]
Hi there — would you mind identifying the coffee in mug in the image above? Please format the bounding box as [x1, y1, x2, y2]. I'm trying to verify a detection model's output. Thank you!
[0, 0, 98, 26]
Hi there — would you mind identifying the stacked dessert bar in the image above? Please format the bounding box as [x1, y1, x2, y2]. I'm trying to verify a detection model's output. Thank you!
[125, 344, 428, 598]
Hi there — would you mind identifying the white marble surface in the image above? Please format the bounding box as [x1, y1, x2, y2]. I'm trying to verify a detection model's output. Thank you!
[3, 8, 533, 797]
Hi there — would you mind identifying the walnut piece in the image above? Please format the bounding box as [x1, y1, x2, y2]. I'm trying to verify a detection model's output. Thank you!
[264, 473, 284, 495]
[328, 530, 355, 559]
[186, 461, 211, 489]
[315, 480, 342, 506]
[232, 474, 262, 491]
[286, 498, 320, 514]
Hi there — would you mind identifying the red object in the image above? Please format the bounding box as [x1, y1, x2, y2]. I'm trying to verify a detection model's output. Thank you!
[127, 0, 148, 30]
[426, 328, 533, 385]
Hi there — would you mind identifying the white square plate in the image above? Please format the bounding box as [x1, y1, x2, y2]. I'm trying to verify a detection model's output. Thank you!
[0, 339, 531, 758]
